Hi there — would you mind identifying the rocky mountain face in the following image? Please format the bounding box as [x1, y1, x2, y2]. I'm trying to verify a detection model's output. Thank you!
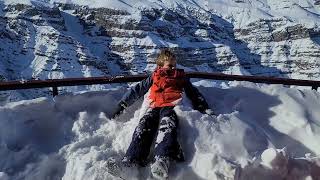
[235, 19, 320, 78]
[0, 0, 320, 100]
[0, 3, 108, 81]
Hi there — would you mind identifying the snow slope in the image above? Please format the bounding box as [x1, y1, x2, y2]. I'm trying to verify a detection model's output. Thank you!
[0, 82, 320, 180]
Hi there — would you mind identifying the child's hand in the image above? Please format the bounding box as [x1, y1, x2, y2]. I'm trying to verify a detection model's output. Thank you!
[111, 102, 126, 119]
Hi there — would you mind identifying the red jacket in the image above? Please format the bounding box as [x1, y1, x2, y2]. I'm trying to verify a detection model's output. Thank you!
[149, 68, 186, 107]
[119, 68, 209, 113]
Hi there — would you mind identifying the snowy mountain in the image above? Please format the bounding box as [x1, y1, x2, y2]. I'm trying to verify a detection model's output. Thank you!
[1, 0, 320, 101]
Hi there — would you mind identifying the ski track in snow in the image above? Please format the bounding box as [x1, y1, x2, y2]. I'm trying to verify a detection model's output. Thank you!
[0, 82, 320, 179]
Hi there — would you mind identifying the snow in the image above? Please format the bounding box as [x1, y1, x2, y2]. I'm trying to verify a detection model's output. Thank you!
[0, 0, 320, 179]
[0, 2, 3, 16]
[1, 0, 319, 91]
[260, 148, 286, 169]
[3, 0, 320, 28]
[0, 82, 320, 179]
[0, 172, 9, 180]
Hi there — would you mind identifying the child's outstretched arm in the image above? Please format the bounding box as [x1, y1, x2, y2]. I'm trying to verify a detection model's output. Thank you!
[184, 79, 215, 115]
[112, 75, 153, 118]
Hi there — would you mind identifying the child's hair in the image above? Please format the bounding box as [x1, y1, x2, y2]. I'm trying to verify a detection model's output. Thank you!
[156, 49, 176, 67]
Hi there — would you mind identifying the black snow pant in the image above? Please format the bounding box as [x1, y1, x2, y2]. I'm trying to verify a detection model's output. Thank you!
[123, 106, 184, 166]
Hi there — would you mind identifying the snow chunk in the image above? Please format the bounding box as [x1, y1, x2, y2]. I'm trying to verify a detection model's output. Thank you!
[0, 172, 9, 180]
[261, 148, 288, 170]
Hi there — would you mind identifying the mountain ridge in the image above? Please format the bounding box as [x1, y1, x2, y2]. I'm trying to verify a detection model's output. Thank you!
[0, 0, 320, 101]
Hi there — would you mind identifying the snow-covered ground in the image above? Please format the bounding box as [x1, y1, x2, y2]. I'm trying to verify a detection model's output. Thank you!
[0, 81, 320, 180]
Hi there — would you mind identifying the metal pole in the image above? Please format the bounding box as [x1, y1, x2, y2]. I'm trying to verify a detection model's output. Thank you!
[52, 86, 58, 97]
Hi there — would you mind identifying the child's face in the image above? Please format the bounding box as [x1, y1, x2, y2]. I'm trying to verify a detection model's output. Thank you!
[162, 58, 176, 69]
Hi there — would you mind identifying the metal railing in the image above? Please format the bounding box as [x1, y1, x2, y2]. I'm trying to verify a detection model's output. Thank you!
[0, 72, 319, 97]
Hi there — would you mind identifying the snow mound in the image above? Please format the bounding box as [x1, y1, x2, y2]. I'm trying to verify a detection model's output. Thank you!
[0, 172, 9, 180]
[236, 147, 320, 180]
[0, 82, 320, 179]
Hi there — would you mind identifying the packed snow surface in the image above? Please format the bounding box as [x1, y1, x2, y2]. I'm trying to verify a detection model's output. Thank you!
[0, 81, 320, 180]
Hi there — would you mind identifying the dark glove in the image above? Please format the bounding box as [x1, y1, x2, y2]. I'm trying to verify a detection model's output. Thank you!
[112, 101, 127, 119]
[197, 104, 207, 114]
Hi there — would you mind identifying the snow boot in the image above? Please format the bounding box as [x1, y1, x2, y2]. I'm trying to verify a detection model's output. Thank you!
[105, 157, 138, 179]
[151, 157, 170, 180]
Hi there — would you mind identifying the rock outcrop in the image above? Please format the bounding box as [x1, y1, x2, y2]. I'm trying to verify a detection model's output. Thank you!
[0, 0, 320, 100]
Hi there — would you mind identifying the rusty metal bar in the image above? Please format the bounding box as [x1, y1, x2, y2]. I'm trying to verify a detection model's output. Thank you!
[0, 73, 320, 93]
[187, 72, 320, 87]
[0, 75, 147, 91]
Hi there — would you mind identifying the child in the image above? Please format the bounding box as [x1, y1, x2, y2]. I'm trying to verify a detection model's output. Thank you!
[112, 49, 214, 179]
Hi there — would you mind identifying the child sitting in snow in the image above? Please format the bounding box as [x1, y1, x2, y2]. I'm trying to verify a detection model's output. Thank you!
[112, 49, 214, 179]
